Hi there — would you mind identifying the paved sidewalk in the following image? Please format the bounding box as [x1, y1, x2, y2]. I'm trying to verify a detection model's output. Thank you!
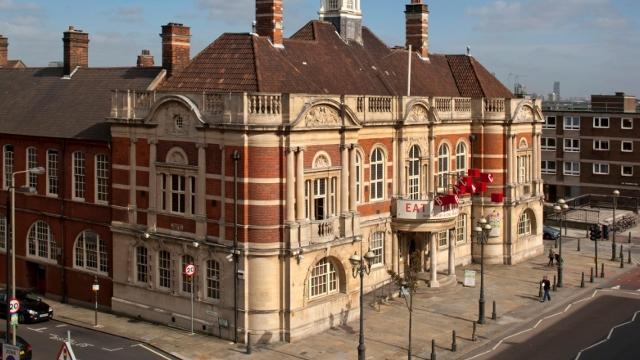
[48, 229, 640, 360]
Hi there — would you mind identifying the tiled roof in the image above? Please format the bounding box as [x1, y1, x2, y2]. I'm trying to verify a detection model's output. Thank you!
[5, 60, 26, 69]
[0, 67, 162, 140]
[163, 20, 512, 99]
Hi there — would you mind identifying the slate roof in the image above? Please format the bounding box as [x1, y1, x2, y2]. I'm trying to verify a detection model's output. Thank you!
[0, 67, 162, 141]
[162, 20, 512, 98]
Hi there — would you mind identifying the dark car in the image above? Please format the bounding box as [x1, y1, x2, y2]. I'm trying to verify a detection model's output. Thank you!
[0, 290, 53, 323]
[0, 332, 33, 360]
[543, 226, 561, 240]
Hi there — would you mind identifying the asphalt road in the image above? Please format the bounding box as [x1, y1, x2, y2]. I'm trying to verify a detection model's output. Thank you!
[0, 318, 176, 360]
[578, 310, 640, 360]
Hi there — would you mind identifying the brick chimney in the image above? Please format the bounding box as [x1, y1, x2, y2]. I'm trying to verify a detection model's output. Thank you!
[160, 23, 191, 77]
[137, 49, 155, 68]
[405, 0, 429, 58]
[0, 35, 7, 67]
[256, 0, 283, 47]
[63, 26, 89, 75]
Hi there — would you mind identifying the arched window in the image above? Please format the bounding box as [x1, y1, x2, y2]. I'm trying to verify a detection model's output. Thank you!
[27, 221, 55, 260]
[309, 258, 338, 298]
[206, 259, 221, 300]
[182, 254, 195, 293]
[135, 246, 148, 283]
[3, 145, 14, 189]
[74, 231, 107, 273]
[456, 142, 467, 176]
[518, 210, 534, 237]
[408, 146, 421, 199]
[158, 250, 172, 289]
[355, 152, 362, 204]
[437, 144, 450, 191]
[370, 148, 385, 201]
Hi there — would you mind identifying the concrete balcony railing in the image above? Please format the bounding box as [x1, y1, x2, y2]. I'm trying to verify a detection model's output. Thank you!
[391, 198, 460, 222]
[310, 217, 339, 244]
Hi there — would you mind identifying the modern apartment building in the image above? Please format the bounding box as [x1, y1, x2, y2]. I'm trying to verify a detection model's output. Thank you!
[542, 92, 640, 200]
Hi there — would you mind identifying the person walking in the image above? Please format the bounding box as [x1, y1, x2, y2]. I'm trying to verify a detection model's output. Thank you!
[548, 248, 556, 266]
[541, 275, 551, 302]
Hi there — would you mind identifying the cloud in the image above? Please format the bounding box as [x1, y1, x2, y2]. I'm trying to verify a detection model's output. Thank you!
[0, 0, 39, 11]
[196, 0, 254, 24]
[110, 5, 145, 23]
[0, 15, 47, 40]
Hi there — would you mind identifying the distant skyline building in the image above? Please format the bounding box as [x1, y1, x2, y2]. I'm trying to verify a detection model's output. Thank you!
[553, 81, 561, 101]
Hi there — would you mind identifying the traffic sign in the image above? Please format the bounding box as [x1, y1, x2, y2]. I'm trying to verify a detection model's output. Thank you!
[8, 298, 19, 314]
[184, 264, 196, 277]
[56, 342, 77, 360]
[2, 343, 20, 360]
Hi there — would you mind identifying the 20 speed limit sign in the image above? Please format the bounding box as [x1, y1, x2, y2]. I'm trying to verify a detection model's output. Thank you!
[8, 298, 19, 314]
[184, 264, 196, 277]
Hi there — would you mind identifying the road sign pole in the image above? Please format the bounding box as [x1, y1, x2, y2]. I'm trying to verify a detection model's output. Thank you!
[191, 283, 194, 335]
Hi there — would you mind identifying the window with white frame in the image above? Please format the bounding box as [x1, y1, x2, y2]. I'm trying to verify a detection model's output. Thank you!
[158, 250, 172, 289]
[182, 254, 194, 293]
[74, 230, 107, 273]
[309, 258, 338, 299]
[3, 145, 14, 189]
[309, 177, 338, 220]
[622, 118, 633, 129]
[172, 175, 185, 213]
[593, 140, 609, 151]
[456, 214, 467, 243]
[621, 141, 633, 152]
[27, 221, 55, 260]
[564, 116, 580, 130]
[593, 163, 609, 175]
[541, 137, 556, 151]
[160, 174, 197, 215]
[0, 217, 9, 250]
[46, 150, 59, 196]
[563, 161, 580, 176]
[518, 211, 532, 237]
[541, 160, 557, 174]
[355, 152, 362, 204]
[95, 154, 109, 203]
[437, 144, 450, 191]
[370, 148, 385, 201]
[517, 154, 532, 183]
[304, 179, 310, 219]
[370, 231, 384, 266]
[456, 142, 467, 177]
[26, 147, 37, 189]
[408, 145, 421, 200]
[438, 230, 448, 248]
[593, 117, 609, 128]
[135, 246, 148, 283]
[206, 259, 220, 300]
[622, 165, 634, 177]
[543, 116, 556, 129]
[72, 152, 85, 200]
[563, 138, 580, 152]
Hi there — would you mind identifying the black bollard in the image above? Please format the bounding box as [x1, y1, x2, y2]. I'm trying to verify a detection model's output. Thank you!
[621, 248, 624, 269]
[472, 322, 477, 342]
[552, 275, 557, 291]
[590, 267, 594, 283]
[601, 263, 605, 278]
[492, 301, 497, 320]
[628, 248, 632, 264]
[246, 332, 252, 355]
[538, 281, 543, 298]
[581, 272, 585, 288]
[431, 339, 437, 360]
[452, 330, 457, 352]
[629, 232, 632, 244]
[577, 237, 581, 252]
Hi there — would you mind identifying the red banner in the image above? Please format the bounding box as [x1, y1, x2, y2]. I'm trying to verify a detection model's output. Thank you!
[491, 192, 504, 203]
[481, 173, 494, 183]
[436, 194, 460, 206]
[468, 168, 481, 178]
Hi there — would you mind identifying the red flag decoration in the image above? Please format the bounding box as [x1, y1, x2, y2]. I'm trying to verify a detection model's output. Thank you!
[463, 176, 473, 188]
[491, 193, 504, 203]
[453, 184, 467, 195]
[474, 182, 488, 193]
[468, 168, 481, 178]
[480, 173, 494, 183]
[435, 194, 460, 206]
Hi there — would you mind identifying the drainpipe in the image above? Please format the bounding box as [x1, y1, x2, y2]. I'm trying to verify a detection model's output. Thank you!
[232, 150, 241, 344]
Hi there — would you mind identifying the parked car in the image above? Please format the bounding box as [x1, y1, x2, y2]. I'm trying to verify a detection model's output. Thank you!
[543, 226, 561, 240]
[0, 290, 53, 323]
[0, 331, 33, 359]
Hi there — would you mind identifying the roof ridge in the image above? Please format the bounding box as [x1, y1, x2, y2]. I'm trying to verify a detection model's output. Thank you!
[466, 56, 486, 98]
[251, 35, 262, 92]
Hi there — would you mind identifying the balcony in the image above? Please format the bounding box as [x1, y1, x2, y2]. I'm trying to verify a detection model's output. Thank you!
[310, 217, 339, 244]
[391, 198, 460, 233]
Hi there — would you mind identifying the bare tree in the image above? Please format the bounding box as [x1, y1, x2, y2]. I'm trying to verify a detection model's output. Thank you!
[388, 251, 422, 360]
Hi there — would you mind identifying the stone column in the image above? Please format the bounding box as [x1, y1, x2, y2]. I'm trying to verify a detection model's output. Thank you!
[147, 139, 157, 227]
[129, 138, 137, 224]
[286, 148, 295, 222]
[349, 145, 357, 211]
[340, 144, 349, 214]
[428, 135, 435, 196]
[430, 232, 439, 287]
[219, 145, 226, 242]
[507, 134, 513, 185]
[196, 143, 207, 238]
[392, 231, 399, 274]
[398, 135, 406, 197]
[295, 147, 305, 221]
[448, 229, 456, 278]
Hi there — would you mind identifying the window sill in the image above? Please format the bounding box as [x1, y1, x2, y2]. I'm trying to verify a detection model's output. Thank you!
[307, 292, 346, 306]
[72, 266, 108, 276]
[26, 256, 57, 265]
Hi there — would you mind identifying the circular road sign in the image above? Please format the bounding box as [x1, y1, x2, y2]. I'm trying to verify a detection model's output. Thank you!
[8, 298, 20, 314]
[184, 264, 196, 277]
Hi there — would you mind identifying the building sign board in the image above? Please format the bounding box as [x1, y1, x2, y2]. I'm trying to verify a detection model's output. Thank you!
[464, 270, 476, 287]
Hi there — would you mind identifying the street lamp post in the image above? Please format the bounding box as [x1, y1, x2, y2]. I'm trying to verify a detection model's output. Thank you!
[475, 218, 492, 324]
[349, 247, 375, 360]
[554, 199, 568, 288]
[10, 167, 45, 345]
[612, 190, 620, 261]
[92, 276, 100, 326]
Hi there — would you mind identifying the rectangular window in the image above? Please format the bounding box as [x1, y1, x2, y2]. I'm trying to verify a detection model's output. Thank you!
[313, 178, 326, 220]
[541, 160, 557, 174]
[96, 154, 109, 203]
[304, 180, 310, 219]
[563, 161, 580, 176]
[330, 177, 337, 216]
[206, 260, 220, 299]
[171, 175, 186, 213]
[564, 138, 580, 152]
[0, 217, 8, 250]
[370, 232, 384, 265]
[26, 148, 37, 189]
[190, 176, 196, 215]
[355, 154, 362, 204]
[158, 251, 171, 289]
[564, 116, 580, 130]
[456, 215, 466, 244]
[593, 117, 609, 128]
[517, 155, 531, 183]
[622, 165, 634, 177]
[47, 150, 59, 196]
[136, 247, 148, 283]
[541, 137, 556, 151]
[622, 118, 633, 129]
[3, 145, 14, 189]
[593, 163, 609, 175]
[73, 152, 86, 200]
[543, 116, 556, 129]
[161, 174, 167, 211]
[438, 231, 448, 248]
[593, 140, 610, 151]
[621, 141, 633, 152]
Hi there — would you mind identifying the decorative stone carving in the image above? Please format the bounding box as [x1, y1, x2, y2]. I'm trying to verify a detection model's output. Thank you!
[408, 105, 429, 123]
[167, 149, 188, 165]
[313, 154, 331, 169]
[304, 106, 340, 127]
[516, 105, 534, 122]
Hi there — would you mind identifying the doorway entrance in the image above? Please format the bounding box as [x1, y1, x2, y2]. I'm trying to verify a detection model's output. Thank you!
[26, 262, 46, 294]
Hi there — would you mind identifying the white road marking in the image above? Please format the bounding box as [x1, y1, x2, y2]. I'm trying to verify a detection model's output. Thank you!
[574, 310, 640, 360]
[611, 285, 621, 290]
[134, 344, 174, 360]
[102, 347, 124, 352]
[27, 327, 47, 332]
[55, 324, 67, 328]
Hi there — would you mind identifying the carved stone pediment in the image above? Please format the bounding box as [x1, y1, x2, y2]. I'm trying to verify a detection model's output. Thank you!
[313, 154, 331, 169]
[408, 105, 429, 123]
[515, 105, 534, 122]
[305, 105, 341, 127]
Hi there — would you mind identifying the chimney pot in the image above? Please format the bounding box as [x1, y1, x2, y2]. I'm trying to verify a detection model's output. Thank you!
[63, 26, 89, 76]
[0, 35, 8, 67]
[255, 0, 284, 46]
[137, 49, 155, 68]
[160, 23, 191, 77]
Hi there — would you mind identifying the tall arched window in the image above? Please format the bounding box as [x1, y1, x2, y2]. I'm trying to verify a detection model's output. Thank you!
[355, 152, 362, 204]
[518, 210, 534, 237]
[370, 148, 385, 201]
[309, 258, 338, 298]
[206, 259, 221, 300]
[408, 146, 421, 199]
[456, 142, 467, 177]
[27, 221, 55, 260]
[74, 230, 107, 273]
[182, 254, 195, 293]
[437, 144, 450, 191]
